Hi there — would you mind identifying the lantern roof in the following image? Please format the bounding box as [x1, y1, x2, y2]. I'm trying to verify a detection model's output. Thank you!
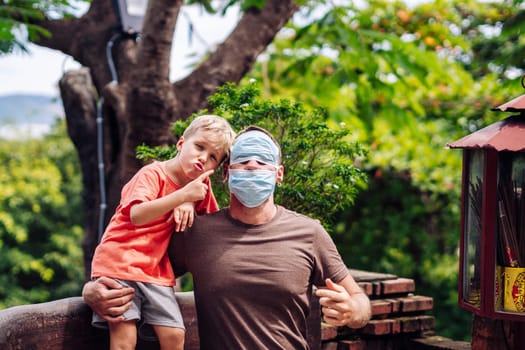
[447, 115, 525, 152]
[491, 93, 525, 112]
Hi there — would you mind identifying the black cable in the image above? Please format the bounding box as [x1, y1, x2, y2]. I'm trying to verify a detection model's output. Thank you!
[97, 32, 122, 242]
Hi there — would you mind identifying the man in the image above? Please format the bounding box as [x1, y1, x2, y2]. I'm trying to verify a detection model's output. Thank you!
[83, 126, 371, 349]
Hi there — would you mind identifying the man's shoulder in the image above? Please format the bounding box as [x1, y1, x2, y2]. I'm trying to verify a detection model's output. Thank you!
[277, 206, 322, 226]
[193, 208, 228, 224]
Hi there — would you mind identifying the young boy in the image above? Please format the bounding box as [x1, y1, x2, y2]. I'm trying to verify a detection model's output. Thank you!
[90, 115, 235, 350]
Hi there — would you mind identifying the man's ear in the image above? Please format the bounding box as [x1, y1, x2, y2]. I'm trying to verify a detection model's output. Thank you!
[276, 165, 284, 183]
[222, 165, 229, 181]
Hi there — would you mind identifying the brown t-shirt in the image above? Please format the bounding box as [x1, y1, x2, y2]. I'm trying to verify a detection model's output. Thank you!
[170, 205, 349, 350]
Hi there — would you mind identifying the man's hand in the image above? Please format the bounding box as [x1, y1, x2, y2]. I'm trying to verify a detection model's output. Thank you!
[315, 277, 371, 329]
[82, 277, 135, 324]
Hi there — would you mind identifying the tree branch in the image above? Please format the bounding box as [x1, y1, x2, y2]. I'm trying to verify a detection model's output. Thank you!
[133, 0, 183, 85]
[33, 0, 133, 91]
[173, 0, 299, 116]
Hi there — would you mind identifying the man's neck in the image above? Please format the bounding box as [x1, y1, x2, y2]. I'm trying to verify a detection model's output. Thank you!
[229, 198, 277, 225]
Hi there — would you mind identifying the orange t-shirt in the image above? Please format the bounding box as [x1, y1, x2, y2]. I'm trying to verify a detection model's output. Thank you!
[91, 161, 218, 286]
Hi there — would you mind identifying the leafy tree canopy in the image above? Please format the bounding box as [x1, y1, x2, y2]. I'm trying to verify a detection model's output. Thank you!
[0, 0, 80, 54]
[0, 120, 83, 307]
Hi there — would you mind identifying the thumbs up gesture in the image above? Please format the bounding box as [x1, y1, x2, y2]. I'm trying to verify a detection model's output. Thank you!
[315, 277, 371, 328]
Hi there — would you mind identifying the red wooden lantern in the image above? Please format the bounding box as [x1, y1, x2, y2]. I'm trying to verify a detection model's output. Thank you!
[448, 92, 525, 320]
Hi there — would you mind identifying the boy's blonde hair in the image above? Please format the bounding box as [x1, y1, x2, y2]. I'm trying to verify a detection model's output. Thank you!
[183, 115, 236, 163]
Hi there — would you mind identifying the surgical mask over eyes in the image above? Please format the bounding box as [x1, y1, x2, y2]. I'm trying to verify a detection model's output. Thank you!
[228, 169, 277, 208]
[230, 131, 279, 167]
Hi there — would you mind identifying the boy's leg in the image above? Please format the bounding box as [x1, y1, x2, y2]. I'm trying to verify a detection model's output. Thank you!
[108, 320, 137, 350]
[138, 283, 185, 349]
[153, 325, 185, 350]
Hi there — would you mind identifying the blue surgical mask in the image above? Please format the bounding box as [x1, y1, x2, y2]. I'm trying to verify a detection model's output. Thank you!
[230, 131, 279, 167]
[228, 169, 276, 208]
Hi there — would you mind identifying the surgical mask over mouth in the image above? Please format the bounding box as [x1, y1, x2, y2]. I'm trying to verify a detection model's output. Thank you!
[228, 130, 280, 208]
[228, 169, 277, 208]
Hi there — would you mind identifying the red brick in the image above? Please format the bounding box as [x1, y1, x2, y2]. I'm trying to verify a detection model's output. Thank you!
[376, 315, 434, 334]
[385, 298, 401, 313]
[336, 339, 367, 350]
[410, 335, 471, 350]
[418, 315, 435, 331]
[399, 295, 434, 313]
[381, 278, 415, 295]
[360, 319, 395, 335]
[400, 316, 422, 333]
[365, 339, 395, 350]
[370, 299, 392, 317]
[372, 282, 382, 296]
[321, 341, 339, 350]
[321, 323, 338, 341]
[391, 318, 402, 334]
[357, 282, 373, 296]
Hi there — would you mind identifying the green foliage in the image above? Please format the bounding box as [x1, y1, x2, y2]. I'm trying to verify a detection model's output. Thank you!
[187, 0, 267, 14]
[136, 144, 177, 162]
[0, 120, 83, 308]
[211, 83, 368, 228]
[334, 168, 469, 339]
[138, 83, 368, 231]
[0, 0, 85, 54]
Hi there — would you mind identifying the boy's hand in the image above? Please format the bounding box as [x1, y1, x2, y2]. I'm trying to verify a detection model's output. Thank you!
[174, 202, 195, 232]
[182, 169, 214, 203]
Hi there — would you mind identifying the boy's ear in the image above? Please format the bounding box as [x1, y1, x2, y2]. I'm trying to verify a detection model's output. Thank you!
[176, 136, 185, 150]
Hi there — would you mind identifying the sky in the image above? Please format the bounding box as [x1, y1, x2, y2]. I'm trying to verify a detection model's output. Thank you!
[0, 5, 240, 97]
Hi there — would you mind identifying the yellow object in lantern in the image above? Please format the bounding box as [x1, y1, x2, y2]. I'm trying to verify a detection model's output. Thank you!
[503, 266, 525, 312]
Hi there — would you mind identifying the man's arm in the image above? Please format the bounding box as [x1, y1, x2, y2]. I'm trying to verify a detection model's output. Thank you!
[315, 276, 371, 329]
[168, 228, 188, 277]
[82, 277, 135, 323]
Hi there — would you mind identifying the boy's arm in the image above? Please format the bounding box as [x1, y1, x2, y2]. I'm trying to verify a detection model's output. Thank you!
[130, 170, 213, 226]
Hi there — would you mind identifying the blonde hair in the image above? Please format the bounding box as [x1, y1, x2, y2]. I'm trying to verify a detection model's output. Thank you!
[183, 114, 236, 162]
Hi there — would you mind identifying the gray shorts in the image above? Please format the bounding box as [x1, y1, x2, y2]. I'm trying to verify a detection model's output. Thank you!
[92, 279, 185, 340]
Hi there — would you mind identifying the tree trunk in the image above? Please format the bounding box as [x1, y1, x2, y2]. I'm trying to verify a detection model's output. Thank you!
[33, 0, 299, 280]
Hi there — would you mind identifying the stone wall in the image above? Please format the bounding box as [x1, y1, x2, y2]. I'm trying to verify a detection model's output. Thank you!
[322, 270, 471, 350]
[0, 270, 471, 350]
